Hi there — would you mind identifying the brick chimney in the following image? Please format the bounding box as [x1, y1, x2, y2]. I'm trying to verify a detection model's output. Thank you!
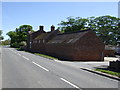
[51, 25, 55, 32]
[39, 26, 44, 31]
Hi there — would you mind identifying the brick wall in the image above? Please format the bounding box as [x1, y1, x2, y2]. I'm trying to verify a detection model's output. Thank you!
[27, 28, 105, 61]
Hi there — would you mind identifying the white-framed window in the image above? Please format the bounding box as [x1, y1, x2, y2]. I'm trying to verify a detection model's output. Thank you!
[39, 40, 41, 43]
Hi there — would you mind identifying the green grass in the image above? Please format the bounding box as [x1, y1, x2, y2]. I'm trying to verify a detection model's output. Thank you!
[95, 68, 120, 77]
[15, 47, 58, 60]
[16, 48, 21, 50]
[34, 53, 58, 60]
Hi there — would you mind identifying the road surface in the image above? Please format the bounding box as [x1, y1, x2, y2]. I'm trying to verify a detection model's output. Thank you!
[1, 46, 119, 89]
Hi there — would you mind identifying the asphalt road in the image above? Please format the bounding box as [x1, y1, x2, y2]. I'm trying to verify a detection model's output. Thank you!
[2, 46, 119, 89]
[0, 46, 2, 89]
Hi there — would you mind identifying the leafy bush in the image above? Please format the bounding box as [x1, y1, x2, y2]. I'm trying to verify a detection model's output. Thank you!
[11, 42, 20, 48]
[19, 41, 26, 47]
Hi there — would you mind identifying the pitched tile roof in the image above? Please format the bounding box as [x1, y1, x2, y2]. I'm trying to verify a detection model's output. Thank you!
[34, 33, 50, 40]
[47, 30, 90, 44]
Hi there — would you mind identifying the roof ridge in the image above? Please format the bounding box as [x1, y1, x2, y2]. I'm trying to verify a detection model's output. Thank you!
[58, 29, 91, 35]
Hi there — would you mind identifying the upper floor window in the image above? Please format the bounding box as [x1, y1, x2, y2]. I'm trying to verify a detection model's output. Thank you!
[39, 40, 41, 43]
[43, 40, 45, 43]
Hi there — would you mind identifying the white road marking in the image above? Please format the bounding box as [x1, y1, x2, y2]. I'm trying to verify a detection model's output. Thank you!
[54, 60, 62, 63]
[60, 78, 79, 89]
[32, 61, 49, 72]
[18, 53, 21, 56]
[22, 56, 29, 61]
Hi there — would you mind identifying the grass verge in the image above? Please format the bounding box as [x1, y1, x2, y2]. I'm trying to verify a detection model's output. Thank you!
[15, 48, 58, 60]
[95, 68, 120, 78]
[34, 53, 58, 60]
[16, 48, 21, 50]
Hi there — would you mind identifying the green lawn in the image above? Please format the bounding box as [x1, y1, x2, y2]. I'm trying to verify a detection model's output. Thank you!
[34, 53, 58, 60]
[95, 68, 120, 78]
[15, 48, 58, 60]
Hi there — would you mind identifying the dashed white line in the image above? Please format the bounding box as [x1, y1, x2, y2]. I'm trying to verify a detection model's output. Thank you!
[22, 56, 30, 61]
[32, 61, 49, 72]
[18, 53, 21, 56]
[60, 78, 79, 89]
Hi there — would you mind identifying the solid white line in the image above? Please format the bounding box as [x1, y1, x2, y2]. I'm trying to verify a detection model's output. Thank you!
[22, 56, 29, 60]
[60, 78, 79, 89]
[32, 61, 49, 72]
[9, 49, 16, 54]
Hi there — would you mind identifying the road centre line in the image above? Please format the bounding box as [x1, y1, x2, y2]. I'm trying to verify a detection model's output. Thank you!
[60, 78, 80, 89]
[32, 61, 49, 72]
[22, 56, 30, 61]
[18, 53, 21, 56]
[9, 49, 15, 54]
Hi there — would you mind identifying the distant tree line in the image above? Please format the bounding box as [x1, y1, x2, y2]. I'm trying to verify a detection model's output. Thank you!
[0, 30, 4, 40]
[7, 15, 120, 48]
[1, 39, 10, 45]
[58, 15, 120, 45]
[7, 25, 34, 48]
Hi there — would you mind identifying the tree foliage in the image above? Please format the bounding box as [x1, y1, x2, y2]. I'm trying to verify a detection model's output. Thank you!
[1, 39, 10, 45]
[7, 25, 33, 48]
[0, 30, 4, 40]
[58, 16, 89, 33]
[58, 15, 120, 45]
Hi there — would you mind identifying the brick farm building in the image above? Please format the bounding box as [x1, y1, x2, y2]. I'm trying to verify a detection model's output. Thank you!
[26, 25, 105, 61]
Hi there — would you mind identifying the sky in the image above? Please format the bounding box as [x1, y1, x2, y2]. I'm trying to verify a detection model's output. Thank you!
[118, 1, 120, 18]
[1, 1, 119, 40]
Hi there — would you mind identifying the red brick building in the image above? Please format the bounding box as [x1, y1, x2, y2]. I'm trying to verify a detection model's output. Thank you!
[27, 25, 105, 61]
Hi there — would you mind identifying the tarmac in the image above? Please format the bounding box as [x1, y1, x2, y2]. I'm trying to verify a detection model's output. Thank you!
[53, 57, 120, 81]
[54, 57, 118, 69]
[26, 52, 120, 81]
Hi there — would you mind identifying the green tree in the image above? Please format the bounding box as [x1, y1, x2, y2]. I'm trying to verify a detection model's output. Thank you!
[7, 25, 33, 48]
[17, 25, 33, 43]
[2, 39, 10, 45]
[58, 15, 120, 45]
[0, 30, 4, 40]
[7, 31, 18, 47]
[89, 15, 120, 45]
[58, 16, 89, 33]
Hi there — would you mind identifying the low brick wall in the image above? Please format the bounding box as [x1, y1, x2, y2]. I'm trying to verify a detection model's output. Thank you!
[45, 44, 104, 61]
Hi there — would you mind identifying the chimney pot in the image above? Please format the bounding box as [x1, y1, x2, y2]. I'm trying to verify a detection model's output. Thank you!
[51, 25, 55, 32]
[39, 26, 44, 31]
